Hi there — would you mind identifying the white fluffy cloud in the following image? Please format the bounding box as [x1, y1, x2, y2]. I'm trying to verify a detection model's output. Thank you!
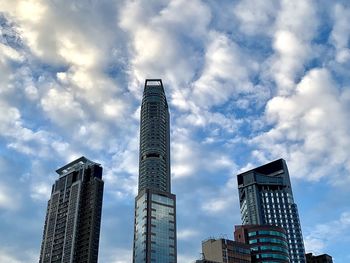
[201, 174, 239, 215]
[172, 140, 197, 178]
[269, 0, 319, 95]
[330, 4, 350, 63]
[119, 0, 212, 102]
[41, 87, 86, 126]
[177, 254, 199, 263]
[102, 133, 139, 198]
[192, 31, 256, 108]
[0, 184, 21, 211]
[234, 0, 279, 35]
[98, 247, 132, 263]
[0, 250, 21, 263]
[0, 247, 37, 263]
[252, 68, 350, 182]
[171, 125, 236, 180]
[0, 43, 24, 62]
[177, 229, 199, 240]
[0, 99, 79, 160]
[30, 182, 52, 201]
[0, 101, 45, 154]
[1, 0, 114, 67]
[1, 0, 137, 210]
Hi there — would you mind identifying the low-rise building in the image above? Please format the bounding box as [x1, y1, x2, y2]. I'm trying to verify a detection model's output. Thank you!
[306, 253, 333, 263]
[235, 225, 290, 263]
[201, 238, 251, 263]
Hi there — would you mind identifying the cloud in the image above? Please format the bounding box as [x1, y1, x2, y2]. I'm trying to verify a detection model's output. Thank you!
[57, 35, 98, 68]
[177, 229, 200, 240]
[43, 69, 132, 152]
[13, 0, 47, 23]
[1, 0, 117, 67]
[0, 249, 21, 263]
[103, 133, 139, 198]
[304, 211, 350, 254]
[330, 4, 350, 63]
[2, 0, 130, 119]
[171, 126, 236, 179]
[234, 0, 279, 35]
[0, 184, 21, 211]
[199, 162, 239, 216]
[267, 0, 318, 94]
[0, 43, 24, 62]
[201, 176, 238, 215]
[0, 247, 37, 263]
[98, 247, 132, 263]
[180, 106, 241, 132]
[251, 68, 350, 182]
[192, 31, 256, 108]
[201, 198, 231, 214]
[172, 139, 198, 178]
[0, 99, 80, 161]
[119, 0, 211, 94]
[30, 182, 52, 201]
[56, 67, 125, 109]
[1, 2, 133, 156]
[178, 253, 199, 263]
[117, 0, 266, 138]
[41, 87, 86, 126]
[0, 101, 46, 155]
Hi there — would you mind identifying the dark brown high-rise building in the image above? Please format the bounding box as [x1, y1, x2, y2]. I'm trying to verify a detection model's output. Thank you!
[39, 157, 104, 263]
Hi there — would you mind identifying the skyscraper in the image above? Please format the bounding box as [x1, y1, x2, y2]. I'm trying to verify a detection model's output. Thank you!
[133, 79, 177, 263]
[237, 159, 305, 263]
[39, 156, 104, 263]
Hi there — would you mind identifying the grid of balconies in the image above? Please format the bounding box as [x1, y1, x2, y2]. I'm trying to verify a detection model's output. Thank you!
[39, 159, 103, 263]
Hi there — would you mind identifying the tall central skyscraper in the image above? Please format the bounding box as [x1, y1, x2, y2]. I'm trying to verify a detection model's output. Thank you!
[133, 79, 177, 263]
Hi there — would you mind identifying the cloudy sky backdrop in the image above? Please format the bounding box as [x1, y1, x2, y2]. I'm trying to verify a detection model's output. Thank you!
[1, 0, 350, 262]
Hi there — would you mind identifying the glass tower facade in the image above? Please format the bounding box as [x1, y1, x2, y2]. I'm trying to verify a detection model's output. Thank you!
[237, 159, 305, 263]
[133, 79, 177, 263]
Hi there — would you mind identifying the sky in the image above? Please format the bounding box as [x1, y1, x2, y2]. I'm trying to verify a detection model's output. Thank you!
[0, 0, 350, 262]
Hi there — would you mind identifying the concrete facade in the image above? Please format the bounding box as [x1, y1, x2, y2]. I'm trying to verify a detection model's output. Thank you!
[201, 238, 251, 263]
